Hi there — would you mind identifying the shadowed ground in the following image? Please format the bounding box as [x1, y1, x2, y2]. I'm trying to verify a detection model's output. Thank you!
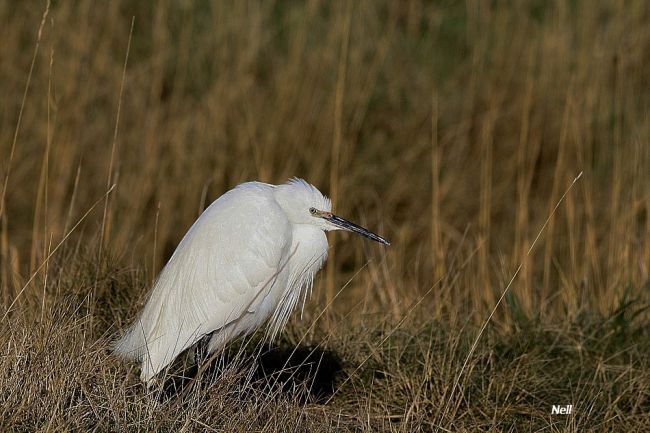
[161, 344, 343, 403]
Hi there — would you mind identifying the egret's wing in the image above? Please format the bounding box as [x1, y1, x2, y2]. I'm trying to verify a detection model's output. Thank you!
[114, 182, 291, 381]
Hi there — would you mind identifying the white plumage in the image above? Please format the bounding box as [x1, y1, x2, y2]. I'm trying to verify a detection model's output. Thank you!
[114, 178, 389, 383]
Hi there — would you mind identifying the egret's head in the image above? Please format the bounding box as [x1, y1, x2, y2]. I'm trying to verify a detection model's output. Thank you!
[275, 178, 390, 246]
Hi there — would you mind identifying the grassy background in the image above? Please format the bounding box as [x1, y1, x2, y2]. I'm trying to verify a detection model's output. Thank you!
[1, 0, 649, 431]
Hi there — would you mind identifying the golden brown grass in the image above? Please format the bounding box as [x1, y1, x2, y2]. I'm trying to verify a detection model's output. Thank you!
[1, 0, 649, 431]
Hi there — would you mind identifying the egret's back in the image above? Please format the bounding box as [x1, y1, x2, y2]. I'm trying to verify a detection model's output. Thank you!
[114, 182, 292, 382]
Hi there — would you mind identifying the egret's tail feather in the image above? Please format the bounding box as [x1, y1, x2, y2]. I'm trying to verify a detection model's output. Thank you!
[113, 326, 177, 383]
[112, 323, 147, 361]
[114, 318, 205, 383]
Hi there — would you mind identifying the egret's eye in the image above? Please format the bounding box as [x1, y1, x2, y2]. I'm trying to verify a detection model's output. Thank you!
[309, 207, 317, 215]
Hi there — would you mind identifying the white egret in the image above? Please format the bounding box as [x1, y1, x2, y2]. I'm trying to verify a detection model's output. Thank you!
[114, 178, 389, 383]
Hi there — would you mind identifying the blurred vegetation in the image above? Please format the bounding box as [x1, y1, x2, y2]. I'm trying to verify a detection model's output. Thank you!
[1, 0, 649, 430]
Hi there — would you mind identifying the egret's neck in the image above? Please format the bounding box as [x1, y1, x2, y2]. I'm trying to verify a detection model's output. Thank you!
[288, 224, 329, 279]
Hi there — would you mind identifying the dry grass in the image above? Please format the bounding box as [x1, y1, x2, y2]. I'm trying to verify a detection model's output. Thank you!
[1, 0, 649, 431]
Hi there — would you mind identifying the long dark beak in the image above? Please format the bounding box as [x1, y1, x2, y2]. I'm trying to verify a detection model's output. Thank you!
[325, 214, 390, 246]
